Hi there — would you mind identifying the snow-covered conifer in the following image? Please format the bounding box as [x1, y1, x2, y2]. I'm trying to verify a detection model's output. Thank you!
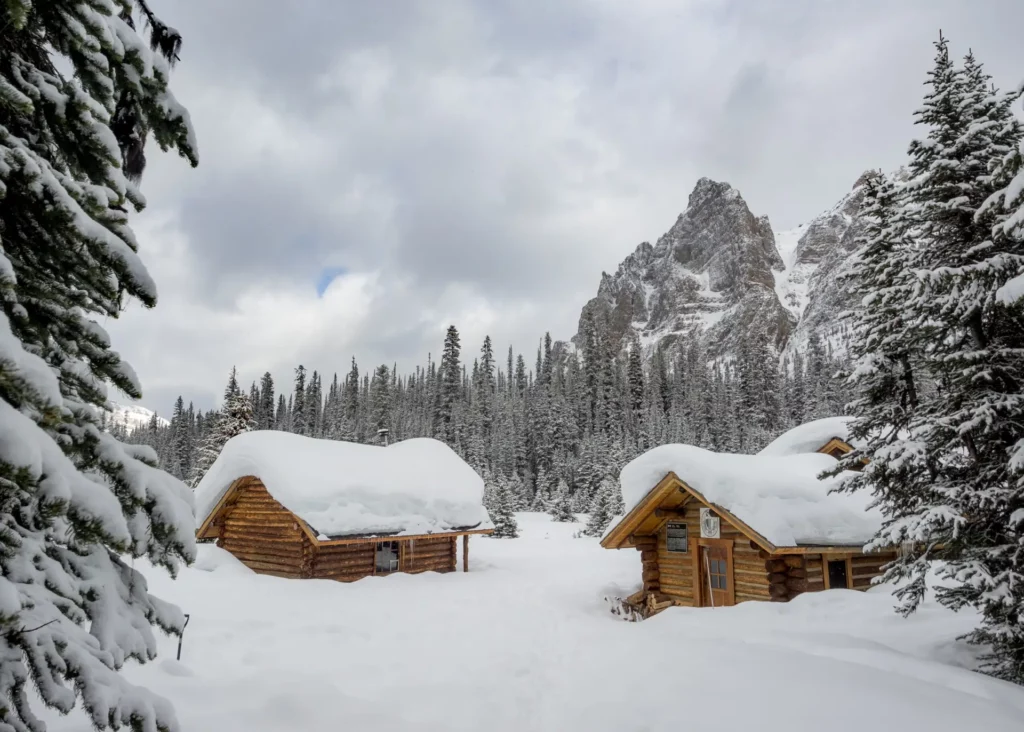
[189, 369, 257, 487]
[584, 476, 621, 537]
[840, 38, 1024, 682]
[0, 1, 197, 728]
[489, 476, 520, 538]
[548, 478, 575, 522]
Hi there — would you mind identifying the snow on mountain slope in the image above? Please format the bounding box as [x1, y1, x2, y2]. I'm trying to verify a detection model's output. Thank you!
[577, 177, 794, 358]
[41, 513, 1024, 732]
[107, 401, 168, 432]
[772, 222, 811, 318]
[579, 171, 882, 362]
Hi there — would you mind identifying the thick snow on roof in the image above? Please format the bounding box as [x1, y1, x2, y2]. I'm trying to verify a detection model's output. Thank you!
[758, 417, 859, 457]
[195, 431, 491, 539]
[620, 444, 880, 547]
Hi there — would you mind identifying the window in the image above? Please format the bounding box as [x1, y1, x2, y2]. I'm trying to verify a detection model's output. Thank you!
[666, 523, 688, 553]
[827, 559, 848, 589]
[708, 558, 728, 589]
[375, 541, 400, 573]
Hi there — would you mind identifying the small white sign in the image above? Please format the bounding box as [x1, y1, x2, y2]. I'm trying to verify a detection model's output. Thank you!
[699, 508, 720, 539]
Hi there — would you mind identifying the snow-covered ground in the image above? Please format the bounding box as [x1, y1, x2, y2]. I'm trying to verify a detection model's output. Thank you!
[45, 513, 1024, 731]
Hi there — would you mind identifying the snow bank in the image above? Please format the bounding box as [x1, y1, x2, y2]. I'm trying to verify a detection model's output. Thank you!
[758, 416, 859, 457]
[194, 432, 490, 538]
[42, 513, 1024, 732]
[620, 445, 880, 546]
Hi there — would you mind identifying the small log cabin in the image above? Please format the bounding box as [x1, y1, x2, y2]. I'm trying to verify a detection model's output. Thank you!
[603, 424, 887, 617]
[195, 432, 493, 581]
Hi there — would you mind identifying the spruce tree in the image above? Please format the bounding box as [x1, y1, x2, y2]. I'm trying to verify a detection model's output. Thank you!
[840, 38, 1024, 683]
[369, 364, 391, 438]
[189, 370, 257, 488]
[626, 333, 645, 436]
[436, 325, 461, 441]
[258, 371, 276, 429]
[548, 478, 575, 522]
[488, 475, 520, 538]
[0, 2, 197, 729]
[585, 475, 624, 537]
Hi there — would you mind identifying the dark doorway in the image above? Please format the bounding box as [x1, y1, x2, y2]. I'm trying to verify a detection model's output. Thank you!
[827, 559, 848, 589]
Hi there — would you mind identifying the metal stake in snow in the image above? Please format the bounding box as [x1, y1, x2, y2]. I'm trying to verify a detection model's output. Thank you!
[177, 614, 190, 661]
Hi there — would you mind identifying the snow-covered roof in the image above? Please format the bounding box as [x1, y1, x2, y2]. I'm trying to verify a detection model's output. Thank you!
[619, 444, 881, 547]
[757, 417, 860, 457]
[195, 432, 491, 539]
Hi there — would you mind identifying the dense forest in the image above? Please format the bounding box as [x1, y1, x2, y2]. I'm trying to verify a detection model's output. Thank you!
[115, 323, 848, 517]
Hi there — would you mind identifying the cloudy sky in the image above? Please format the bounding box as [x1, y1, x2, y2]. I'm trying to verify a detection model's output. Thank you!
[117, 0, 1024, 416]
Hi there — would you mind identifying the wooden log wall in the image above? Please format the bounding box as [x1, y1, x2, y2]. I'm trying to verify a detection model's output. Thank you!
[851, 553, 895, 589]
[762, 551, 807, 602]
[771, 551, 896, 598]
[215, 479, 309, 579]
[645, 503, 772, 607]
[805, 554, 825, 592]
[403, 536, 457, 574]
[723, 525, 771, 604]
[312, 542, 375, 581]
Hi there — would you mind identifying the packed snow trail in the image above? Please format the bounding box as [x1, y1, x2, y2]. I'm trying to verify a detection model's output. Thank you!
[43, 514, 1024, 731]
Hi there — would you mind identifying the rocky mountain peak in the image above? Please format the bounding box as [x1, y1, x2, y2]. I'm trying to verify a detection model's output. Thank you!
[577, 177, 793, 358]
[577, 171, 882, 364]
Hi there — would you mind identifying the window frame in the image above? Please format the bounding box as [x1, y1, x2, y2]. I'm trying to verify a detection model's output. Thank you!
[666, 522, 689, 553]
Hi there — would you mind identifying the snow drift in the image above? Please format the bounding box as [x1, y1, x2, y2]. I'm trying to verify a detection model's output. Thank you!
[194, 432, 491, 539]
[619, 445, 880, 546]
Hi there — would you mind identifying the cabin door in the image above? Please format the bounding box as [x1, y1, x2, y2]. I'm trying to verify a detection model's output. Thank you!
[698, 542, 734, 607]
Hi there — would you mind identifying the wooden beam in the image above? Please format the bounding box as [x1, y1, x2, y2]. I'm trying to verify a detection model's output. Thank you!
[463, 534, 469, 572]
[317, 528, 494, 547]
[654, 508, 688, 518]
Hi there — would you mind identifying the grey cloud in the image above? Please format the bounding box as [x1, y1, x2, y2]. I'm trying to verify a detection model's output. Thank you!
[120, 0, 1024, 416]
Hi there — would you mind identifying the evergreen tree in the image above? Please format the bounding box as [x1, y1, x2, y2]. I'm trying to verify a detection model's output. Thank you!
[258, 372, 276, 430]
[370, 364, 392, 438]
[548, 478, 575, 522]
[626, 333, 645, 437]
[0, 2, 197, 729]
[585, 476, 622, 537]
[840, 38, 1024, 683]
[487, 475, 520, 538]
[292, 365, 307, 435]
[436, 325, 461, 441]
[190, 370, 257, 487]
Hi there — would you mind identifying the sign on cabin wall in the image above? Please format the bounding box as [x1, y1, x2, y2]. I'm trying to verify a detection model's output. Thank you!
[699, 508, 721, 539]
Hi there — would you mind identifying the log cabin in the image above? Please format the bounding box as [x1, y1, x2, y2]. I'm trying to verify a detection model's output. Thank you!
[602, 424, 888, 617]
[195, 431, 493, 581]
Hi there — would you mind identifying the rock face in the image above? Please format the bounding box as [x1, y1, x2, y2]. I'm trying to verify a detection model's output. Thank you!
[577, 178, 794, 358]
[577, 173, 879, 359]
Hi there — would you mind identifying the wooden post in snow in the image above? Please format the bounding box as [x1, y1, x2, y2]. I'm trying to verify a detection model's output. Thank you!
[463, 534, 469, 572]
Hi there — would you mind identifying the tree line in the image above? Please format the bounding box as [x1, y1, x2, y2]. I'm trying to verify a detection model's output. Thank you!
[117, 321, 848, 536]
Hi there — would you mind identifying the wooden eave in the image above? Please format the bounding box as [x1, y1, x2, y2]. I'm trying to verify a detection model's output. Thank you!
[817, 437, 855, 456]
[600, 472, 776, 554]
[196, 475, 493, 548]
[600, 471, 883, 557]
[317, 528, 494, 546]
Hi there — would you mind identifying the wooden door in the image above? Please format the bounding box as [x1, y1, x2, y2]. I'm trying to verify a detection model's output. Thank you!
[698, 542, 735, 607]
